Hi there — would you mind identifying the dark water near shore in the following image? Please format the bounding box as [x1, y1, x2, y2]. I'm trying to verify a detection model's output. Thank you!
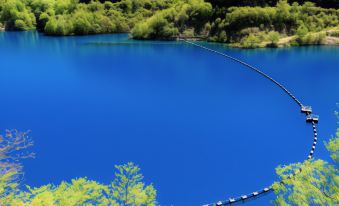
[0, 32, 338, 206]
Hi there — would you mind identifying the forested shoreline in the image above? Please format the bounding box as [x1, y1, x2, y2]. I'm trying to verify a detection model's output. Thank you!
[0, 0, 338, 48]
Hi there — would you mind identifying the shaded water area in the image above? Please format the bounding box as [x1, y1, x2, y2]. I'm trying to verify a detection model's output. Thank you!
[0, 32, 338, 206]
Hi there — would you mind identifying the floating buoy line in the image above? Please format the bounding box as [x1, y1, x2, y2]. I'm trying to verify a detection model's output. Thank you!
[179, 39, 319, 206]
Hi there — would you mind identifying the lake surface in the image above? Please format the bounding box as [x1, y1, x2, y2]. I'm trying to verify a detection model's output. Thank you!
[0, 32, 338, 206]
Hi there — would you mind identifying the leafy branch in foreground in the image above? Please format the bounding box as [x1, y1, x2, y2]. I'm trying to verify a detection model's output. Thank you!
[0, 130, 34, 205]
[0, 129, 156, 206]
[7, 162, 157, 206]
[272, 108, 339, 206]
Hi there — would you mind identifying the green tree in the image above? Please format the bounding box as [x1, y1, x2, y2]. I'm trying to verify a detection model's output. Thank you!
[112, 162, 156, 206]
[273, 108, 339, 205]
[44, 15, 73, 35]
[276, 0, 291, 31]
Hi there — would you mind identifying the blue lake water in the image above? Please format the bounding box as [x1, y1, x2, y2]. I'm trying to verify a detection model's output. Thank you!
[0, 32, 338, 206]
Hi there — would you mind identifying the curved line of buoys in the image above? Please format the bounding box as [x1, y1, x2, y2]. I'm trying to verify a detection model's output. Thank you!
[179, 39, 319, 206]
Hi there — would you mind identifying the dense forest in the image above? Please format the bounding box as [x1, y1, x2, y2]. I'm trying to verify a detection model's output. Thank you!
[0, 0, 338, 47]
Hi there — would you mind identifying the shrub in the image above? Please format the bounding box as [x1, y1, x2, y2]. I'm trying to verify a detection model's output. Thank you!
[267, 31, 280, 47]
[297, 32, 326, 45]
[240, 34, 261, 48]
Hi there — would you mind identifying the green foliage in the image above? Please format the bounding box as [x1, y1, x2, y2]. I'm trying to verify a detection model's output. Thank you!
[131, 0, 212, 39]
[239, 34, 261, 48]
[295, 32, 326, 45]
[296, 24, 326, 45]
[131, 11, 178, 39]
[43, 1, 126, 35]
[0, 0, 36, 30]
[273, 158, 338, 206]
[326, 110, 339, 165]
[273, 108, 339, 205]
[6, 162, 157, 206]
[208, 0, 339, 46]
[0, 0, 337, 45]
[296, 23, 308, 37]
[11, 178, 110, 206]
[0, 170, 19, 205]
[0, 0, 175, 34]
[0, 130, 157, 206]
[206, 0, 339, 9]
[326, 137, 339, 166]
[0, 130, 34, 205]
[44, 15, 73, 35]
[328, 30, 339, 37]
[41, 0, 179, 36]
[267, 31, 280, 46]
[112, 162, 157, 206]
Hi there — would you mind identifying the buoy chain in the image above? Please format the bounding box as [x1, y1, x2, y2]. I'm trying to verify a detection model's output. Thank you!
[180, 40, 319, 206]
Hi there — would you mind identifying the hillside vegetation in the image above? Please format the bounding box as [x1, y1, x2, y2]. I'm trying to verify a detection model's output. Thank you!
[208, 1, 339, 47]
[0, 0, 338, 48]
